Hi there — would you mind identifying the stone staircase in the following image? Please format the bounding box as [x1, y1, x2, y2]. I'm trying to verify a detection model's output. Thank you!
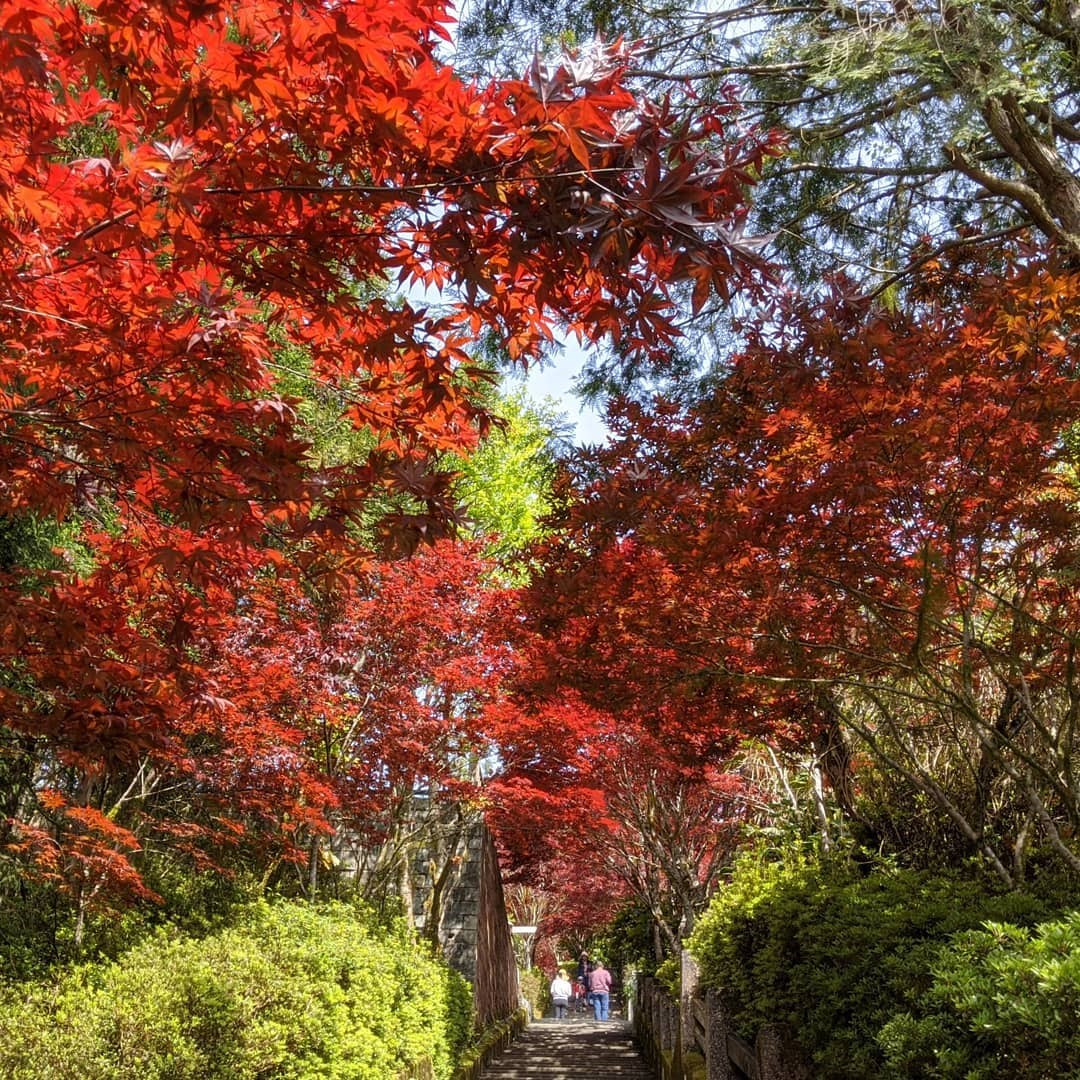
[479, 1018, 654, 1079]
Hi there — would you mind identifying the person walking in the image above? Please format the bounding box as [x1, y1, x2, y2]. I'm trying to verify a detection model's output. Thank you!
[576, 951, 592, 1013]
[550, 968, 572, 1021]
[587, 959, 612, 1021]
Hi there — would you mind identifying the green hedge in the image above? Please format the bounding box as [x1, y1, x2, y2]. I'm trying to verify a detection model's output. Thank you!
[879, 912, 1080, 1079]
[688, 851, 1075, 1079]
[0, 901, 473, 1080]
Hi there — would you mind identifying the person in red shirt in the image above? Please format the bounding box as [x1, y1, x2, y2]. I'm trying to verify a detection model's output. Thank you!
[587, 960, 612, 1021]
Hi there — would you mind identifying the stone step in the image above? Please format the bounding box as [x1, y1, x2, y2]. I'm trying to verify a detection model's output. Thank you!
[479, 1019, 654, 1079]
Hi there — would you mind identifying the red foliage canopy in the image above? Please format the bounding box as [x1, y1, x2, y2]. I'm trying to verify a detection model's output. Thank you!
[514, 252, 1080, 874]
[0, 0, 771, 909]
[535, 256, 1080, 693]
[485, 680, 751, 949]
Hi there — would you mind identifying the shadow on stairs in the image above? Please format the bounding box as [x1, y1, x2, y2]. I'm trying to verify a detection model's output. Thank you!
[478, 1019, 653, 1078]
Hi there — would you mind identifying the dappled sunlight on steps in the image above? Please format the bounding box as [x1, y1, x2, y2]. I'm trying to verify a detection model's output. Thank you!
[479, 1018, 654, 1078]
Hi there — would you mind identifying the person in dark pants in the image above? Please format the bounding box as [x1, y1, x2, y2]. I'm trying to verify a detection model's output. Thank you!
[576, 951, 592, 1012]
[571, 976, 587, 1012]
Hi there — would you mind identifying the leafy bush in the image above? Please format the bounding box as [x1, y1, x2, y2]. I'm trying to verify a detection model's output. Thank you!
[590, 901, 657, 979]
[517, 967, 548, 1018]
[879, 912, 1080, 1079]
[0, 900, 473, 1080]
[654, 956, 680, 996]
[0, 861, 264, 982]
[687, 850, 1061, 1079]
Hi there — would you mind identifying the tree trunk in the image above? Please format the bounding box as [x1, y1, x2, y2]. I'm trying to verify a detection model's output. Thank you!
[398, 849, 415, 929]
[307, 835, 320, 898]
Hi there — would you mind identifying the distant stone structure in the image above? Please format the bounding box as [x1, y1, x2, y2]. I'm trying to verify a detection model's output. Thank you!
[331, 807, 519, 1031]
[411, 820, 519, 1028]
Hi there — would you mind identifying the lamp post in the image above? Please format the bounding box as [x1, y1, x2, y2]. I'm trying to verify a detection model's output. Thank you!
[509, 924, 538, 969]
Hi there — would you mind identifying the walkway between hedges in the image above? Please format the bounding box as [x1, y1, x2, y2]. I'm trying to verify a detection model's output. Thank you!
[479, 1017, 653, 1079]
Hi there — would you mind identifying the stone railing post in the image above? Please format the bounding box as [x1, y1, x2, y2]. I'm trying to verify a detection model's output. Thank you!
[638, 977, 660, 1071]
[634, 979, 647, 1055]
[661, 994, 677, 1071]
[756, 1023, 813, 1080]
[680, 949, 699, 1054]
[704, 989, 736, 1080]
[651, 980, 663, 1053]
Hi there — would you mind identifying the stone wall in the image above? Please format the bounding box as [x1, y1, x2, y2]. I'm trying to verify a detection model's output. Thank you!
[331, 810, 519, 1030]
[429, 821, 484, 980]
[417, 821, 519, 1028]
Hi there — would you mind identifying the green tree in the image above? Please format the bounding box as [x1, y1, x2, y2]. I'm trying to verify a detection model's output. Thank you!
[459, 0, 1080, 293]
[453, 390, 567, 574]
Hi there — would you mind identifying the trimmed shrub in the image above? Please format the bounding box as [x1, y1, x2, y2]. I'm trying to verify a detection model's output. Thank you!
[0, 901, 473, 1080]
[879, 912, 1080, 1079]
[687, 850, 1061, 1079]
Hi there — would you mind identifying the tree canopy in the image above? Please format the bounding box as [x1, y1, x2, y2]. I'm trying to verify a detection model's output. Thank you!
[0, 0, 768, 939]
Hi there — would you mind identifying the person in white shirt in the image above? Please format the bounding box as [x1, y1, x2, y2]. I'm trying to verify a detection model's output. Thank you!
[550, 968, 573, 1020]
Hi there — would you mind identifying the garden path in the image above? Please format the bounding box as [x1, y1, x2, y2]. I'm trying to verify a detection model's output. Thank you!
[478, 1014, 653, 1079]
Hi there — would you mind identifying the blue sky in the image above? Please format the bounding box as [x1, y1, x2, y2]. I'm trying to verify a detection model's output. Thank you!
[518, 338, 611, 445]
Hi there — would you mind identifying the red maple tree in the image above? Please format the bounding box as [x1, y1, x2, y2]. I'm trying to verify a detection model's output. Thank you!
[487, 680, 751, 954]
[516, 249, 1080, 881]
[0, 0, 772, 918]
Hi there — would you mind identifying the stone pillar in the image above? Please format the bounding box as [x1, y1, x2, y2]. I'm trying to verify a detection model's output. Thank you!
[756, 1023, 813, 1080]
[660, 995, 678, 1080]
[680, 949, 699, 1053]
[662, 995, 677, 1053]
[631, 975, 644, 1040]
[637, 979, 652, 1061]
[647, 979, 664, 1070]
[705, 989, 736, 1080]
